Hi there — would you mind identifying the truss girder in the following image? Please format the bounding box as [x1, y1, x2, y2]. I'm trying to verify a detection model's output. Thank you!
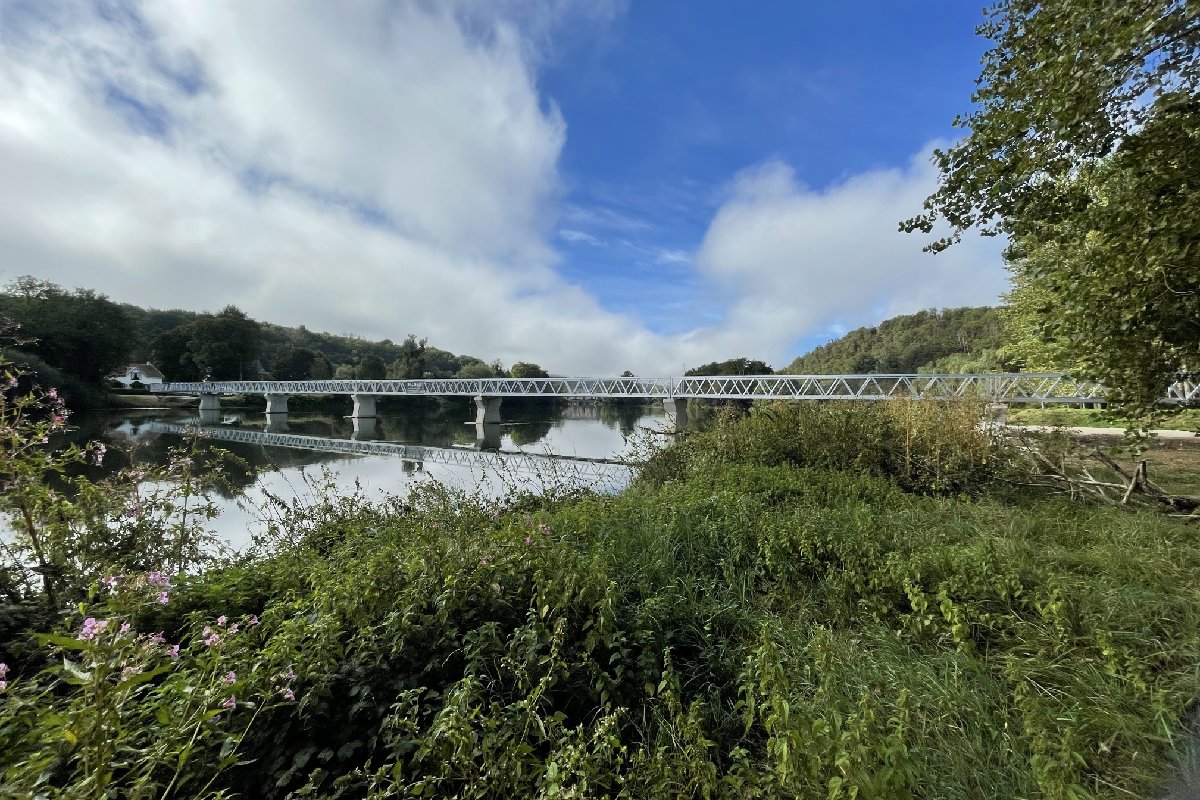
[151, 373, 1142, 403]
[143, 423, 632, 482]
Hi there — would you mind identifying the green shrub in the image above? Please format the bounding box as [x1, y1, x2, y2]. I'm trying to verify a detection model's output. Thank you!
[640, 399, 1003, 496]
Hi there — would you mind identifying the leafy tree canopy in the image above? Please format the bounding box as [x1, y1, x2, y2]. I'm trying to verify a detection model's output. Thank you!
[0, 276, 133, 383]
[685, 358, 773, 376]
[904, 0, 1200, 415]
[509, 361, 549, 379]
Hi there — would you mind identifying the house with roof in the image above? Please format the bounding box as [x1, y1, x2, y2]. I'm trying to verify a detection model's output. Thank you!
[110, 363, 166, 389]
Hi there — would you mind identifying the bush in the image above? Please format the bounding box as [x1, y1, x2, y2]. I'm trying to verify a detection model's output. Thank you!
[640, 399, 1003, 496]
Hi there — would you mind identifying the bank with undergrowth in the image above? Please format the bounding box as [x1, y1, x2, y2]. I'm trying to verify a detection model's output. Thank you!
[2, 400, 1199, 799]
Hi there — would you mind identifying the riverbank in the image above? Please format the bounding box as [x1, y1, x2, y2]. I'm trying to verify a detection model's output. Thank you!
[3, 399, 1198, 798]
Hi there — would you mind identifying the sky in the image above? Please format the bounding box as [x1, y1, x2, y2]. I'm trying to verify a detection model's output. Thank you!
[0, 0, 1010, 375]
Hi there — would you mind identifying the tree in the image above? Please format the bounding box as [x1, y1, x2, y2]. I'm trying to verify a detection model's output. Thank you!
[456, 361, 497, 379]
[509, 361, 549, 379]
[0, 277, 133, 383]
[310, 353, 333, 380]
[185, 307, 262, 380]
[387, 335, 428, 380]
[356, 354, 386, 380]
[685, 358, 773, 377]
[270, 345, 317, 381]
[903, 1, 1200, 415]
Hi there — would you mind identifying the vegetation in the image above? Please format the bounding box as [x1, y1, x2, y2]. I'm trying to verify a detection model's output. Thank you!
[0, 277, 518, 398]
[786, 307, 1006, 374]
[3, 348, 1199, 798]
[685, 358, 773, 376]
[904, 0, 1200, 418]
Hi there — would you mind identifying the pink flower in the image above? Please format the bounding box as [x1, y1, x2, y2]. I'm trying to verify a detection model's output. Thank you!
[227, 622, 239, 634]
[146, 571, 169, 587]
[280, 687, 296, 701]
[119, 622, 132, 634]
[0, 680, 6, 692]
[156, 591, 169, 605]
[204, 632, 221, 647]
[247, 615, 260, 626]
[149, 632, 166, 644]
[77, 618, 108, 641]
[479, 557, 488, 565]
[102, 575, 119, 590]
[223, 671, 237, 684]
[221, 695, 236, 709]
[524, 536, 532, 545]
[216, 615, 228, 626]
[281, 668, 296, 681]
[167, 644, 180, 660]
[0, 662, 7, 679]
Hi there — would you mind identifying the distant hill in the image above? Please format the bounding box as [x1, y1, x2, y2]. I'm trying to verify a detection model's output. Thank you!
[785, 307, 1010, 374]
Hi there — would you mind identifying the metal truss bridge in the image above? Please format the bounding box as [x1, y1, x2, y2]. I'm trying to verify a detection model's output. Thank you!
[143, 422, 633, 484]
[154, 373, 1134, 403]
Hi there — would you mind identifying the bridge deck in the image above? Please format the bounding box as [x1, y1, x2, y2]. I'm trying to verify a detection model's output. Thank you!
[150, 373, 1156, 403]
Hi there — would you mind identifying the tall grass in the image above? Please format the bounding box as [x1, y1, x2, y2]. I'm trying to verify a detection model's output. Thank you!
[3, 400, 1198, 798]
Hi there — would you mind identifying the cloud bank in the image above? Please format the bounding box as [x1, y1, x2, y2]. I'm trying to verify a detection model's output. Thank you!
[0, 0, 1007, 374]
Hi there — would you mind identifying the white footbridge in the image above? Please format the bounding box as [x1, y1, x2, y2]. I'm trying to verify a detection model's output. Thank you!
[152, 373, 1195, 428]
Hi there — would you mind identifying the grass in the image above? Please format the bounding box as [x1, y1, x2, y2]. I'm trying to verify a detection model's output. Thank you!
[1008, 405, 1200, 432]
[5, 399, 1200, 799]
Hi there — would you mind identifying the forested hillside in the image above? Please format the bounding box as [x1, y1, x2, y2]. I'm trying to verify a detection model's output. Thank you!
[785, 307, 1009, 374]
[0, 277, 506, 398]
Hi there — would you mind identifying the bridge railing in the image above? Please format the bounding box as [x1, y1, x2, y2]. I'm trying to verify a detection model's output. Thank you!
[153, 373, 1125, 402]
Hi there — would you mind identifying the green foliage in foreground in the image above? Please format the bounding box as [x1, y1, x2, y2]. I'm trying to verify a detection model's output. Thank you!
[2, 401, 1200, 798]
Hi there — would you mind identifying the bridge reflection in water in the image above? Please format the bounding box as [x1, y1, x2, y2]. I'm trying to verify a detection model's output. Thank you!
[143, 421, 634, 486]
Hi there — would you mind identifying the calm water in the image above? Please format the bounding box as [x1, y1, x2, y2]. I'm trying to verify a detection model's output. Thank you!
[51, 398, 667, 549]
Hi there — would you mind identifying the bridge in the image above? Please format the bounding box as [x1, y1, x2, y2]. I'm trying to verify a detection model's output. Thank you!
[142, 422, 633, 487]
[151, 373, 1189, 429]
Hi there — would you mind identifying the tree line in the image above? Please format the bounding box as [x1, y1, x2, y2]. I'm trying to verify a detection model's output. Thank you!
[0, 277, 553, 402]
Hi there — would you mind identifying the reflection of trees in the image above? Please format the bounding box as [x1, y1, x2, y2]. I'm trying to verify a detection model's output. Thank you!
[599, 403, 648, 437]
[502, 399, 564, 447]
[509, 419, 555, 446]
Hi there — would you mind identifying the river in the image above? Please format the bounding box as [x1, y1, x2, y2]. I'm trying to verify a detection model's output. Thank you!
[48, 398, 666, 550]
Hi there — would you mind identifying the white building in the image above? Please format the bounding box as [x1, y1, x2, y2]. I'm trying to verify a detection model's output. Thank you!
[110, 363, 165, 388]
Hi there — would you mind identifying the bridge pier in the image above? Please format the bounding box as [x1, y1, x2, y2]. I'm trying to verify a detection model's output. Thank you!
[264, 393, 289, 415]
[198, 408, 221, 426]
[199, 393, 221, 413]
[264, 416, 290, 434]
[351, 393, 377, 418]
[475, 395, 502, 425]
[664, 398, 689, 431]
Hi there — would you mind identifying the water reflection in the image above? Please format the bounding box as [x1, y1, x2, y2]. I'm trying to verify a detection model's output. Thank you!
[51, 400, 665, 549]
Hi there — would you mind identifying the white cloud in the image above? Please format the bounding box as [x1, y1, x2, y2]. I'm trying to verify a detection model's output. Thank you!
[0, 2, 1007, 377]
[692, 150, 1009, 366]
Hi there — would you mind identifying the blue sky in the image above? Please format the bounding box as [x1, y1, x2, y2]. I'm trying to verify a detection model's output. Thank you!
[0, 1, 1008, 374]
[541, 2, 994, 352]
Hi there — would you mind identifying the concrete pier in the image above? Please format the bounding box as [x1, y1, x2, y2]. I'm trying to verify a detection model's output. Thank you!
[264, 416, 290, 434]
[351, 393, 377, 419]
[475, 395, 502, 424]
[264, 393, 289, 415]
[199, 393, 221, 413]
[664, 398, 689, 431]
[198, 408, 221, 426]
